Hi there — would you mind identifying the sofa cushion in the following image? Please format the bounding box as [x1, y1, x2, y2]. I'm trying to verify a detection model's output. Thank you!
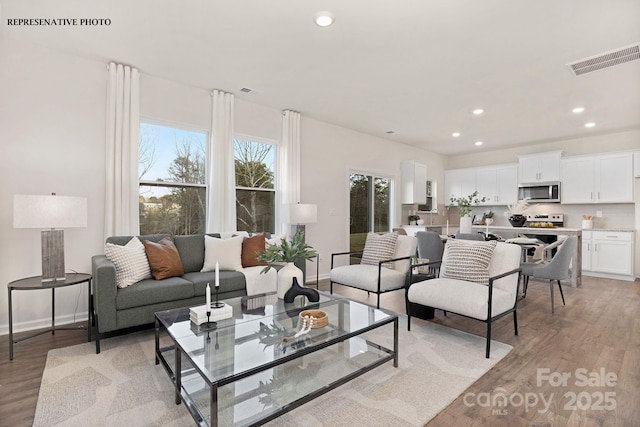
[106, 234, 170, 246]
[441, 239, 497, 285]
[242, 232, 267, 268]
[143, 237, 185, 280]
[361, 232, 398, 269]
[115, 276, 194, 310]
[185, 271, 247, 296]
[104, 237, 152, 288]
[202, 235, 243, 272]
[173, 234, 205, 273]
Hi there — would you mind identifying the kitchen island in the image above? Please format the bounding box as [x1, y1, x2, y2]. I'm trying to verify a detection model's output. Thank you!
[472, 225, 582, 287]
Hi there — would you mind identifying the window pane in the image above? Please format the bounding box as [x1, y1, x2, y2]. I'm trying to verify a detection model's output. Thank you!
[374, 177, 391, 233]
[349, 173, 371, 252]
[236, 189, 275, 233]
[234, 138, 275, 189]
[139, 123, 206, 184]
[139, 185, 206, 235]
[139, 122, 207, 235]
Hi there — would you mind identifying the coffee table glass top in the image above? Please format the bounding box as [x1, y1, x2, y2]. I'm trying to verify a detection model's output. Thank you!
[155, 292, 396, 385]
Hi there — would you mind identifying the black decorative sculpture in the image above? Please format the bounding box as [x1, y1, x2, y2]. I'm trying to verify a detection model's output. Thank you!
[284, 277, 320, 303]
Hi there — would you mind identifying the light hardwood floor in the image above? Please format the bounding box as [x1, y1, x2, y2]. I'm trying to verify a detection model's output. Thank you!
[0, 275, 638, 427]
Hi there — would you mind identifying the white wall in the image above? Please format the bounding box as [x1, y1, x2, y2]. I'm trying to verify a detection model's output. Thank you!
[300, 117, 447, 276]
[0, 36, 107, 334]
[0, 36, 445, 334]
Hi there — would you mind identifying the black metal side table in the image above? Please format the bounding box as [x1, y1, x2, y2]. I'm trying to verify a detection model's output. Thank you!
[8, 273, 92, 360]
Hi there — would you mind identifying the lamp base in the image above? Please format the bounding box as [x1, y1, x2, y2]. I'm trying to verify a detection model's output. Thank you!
[42, 229, 65, 282]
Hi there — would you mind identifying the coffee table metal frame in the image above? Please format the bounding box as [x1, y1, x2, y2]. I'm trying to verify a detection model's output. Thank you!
[154, 292, 398, 427]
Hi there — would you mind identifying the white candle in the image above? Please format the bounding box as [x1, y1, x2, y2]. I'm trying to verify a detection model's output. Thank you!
[215, 261, 220, 288]
[446, 220, 449, 236]
[206, 283, 211, 309]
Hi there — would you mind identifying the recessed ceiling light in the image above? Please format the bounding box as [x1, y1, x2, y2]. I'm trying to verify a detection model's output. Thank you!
[585, 122, 596, 128]
[572, 107, 585, 113]
[473, 108, 484, 115]
[314, 11, 334, 27]
[475, 141, 483, 146]
[452, 132, 461, 137]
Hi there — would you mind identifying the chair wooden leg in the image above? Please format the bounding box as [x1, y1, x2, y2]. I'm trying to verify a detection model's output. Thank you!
[557, 280, 566, 306]
[523, 276, 529, 298]
[549, 280, 555, 314]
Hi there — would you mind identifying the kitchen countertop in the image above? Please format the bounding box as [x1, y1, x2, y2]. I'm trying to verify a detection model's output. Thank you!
[471, 225, 582, 233]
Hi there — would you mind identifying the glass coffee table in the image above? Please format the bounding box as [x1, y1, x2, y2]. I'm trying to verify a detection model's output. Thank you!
[155, 291, 398, 426]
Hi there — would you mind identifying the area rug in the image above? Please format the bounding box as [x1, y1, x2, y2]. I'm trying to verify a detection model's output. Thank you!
[33, 318, 511, 427]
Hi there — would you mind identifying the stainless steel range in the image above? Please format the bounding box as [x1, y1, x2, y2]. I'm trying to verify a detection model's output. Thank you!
[524, 213, 564, 247]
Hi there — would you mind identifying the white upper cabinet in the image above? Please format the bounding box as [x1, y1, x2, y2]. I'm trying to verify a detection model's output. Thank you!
[562, 152, 634, 204]
[401, 160, 427, 204]
[444, 168, 476, 204]
[518, 151, 562, 184]
[475, 164, 518, 205]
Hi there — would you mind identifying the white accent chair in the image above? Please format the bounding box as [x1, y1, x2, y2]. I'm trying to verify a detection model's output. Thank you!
[406, 241, 521, 358]
[330, 235, 417, 309]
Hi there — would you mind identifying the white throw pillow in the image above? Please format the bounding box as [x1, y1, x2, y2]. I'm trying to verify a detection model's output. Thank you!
[441, 239, 497, 285]
[361, 232, 398, 269]
[104, 236, 152, 288]
[202, 235, 244, 272]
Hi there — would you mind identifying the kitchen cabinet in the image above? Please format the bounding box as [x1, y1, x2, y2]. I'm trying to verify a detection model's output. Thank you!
[444, 168, 476, 204]
[582, 230, 635, 281]
[518, 151, 562, 184]
[401, 160, 427, 204]
[475, 164, 518, 206]
[562, 153, 634, 204]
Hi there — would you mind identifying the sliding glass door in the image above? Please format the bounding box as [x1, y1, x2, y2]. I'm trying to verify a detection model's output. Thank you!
[349, 172, 392, 253]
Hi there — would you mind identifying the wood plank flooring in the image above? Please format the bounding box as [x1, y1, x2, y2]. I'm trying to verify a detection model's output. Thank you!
[0, 276, 638, 427]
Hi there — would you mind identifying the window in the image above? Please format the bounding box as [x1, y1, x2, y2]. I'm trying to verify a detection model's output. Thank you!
[138, 122, 207, 235]
[349, 172, 392, 252]
[234, 137, 276, 233]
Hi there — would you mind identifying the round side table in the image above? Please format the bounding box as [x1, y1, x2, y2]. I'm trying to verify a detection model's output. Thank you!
[7, 273, 92, 360]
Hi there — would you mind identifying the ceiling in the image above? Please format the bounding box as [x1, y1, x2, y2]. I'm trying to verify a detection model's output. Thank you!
[3, 0, 640, 155]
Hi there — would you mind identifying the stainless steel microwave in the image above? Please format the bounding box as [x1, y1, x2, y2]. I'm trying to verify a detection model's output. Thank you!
[518, 182, 561, 203]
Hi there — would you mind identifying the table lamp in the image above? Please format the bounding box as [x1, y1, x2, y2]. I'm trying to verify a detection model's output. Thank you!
[13, 194, 88, 282]
[288, 203, 317, 238]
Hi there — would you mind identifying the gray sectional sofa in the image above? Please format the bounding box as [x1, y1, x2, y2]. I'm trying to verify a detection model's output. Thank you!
[91, 233, 250, 353]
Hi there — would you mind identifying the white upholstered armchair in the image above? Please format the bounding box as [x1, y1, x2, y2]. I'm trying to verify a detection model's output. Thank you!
[330, 233, 417, 309]
[407, 240, 521, 358]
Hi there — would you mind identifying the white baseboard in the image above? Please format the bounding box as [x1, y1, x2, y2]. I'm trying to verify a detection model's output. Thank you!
[0, 311, 89, 337]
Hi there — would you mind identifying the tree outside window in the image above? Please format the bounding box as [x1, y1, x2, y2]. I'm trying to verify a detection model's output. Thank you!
[138, 122, 207, 235]
[234, 137, 276, 233]
[349, 172, 392, 252]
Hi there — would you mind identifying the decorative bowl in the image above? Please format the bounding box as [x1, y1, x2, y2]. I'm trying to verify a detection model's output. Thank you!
[299, 309, 328, 329]
[508, 214, 526, 227]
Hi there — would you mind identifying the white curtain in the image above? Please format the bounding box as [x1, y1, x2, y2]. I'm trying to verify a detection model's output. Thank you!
[278, 110, 301, 234]
[104, 62, 140, 237]
[206, 90, 236, 232]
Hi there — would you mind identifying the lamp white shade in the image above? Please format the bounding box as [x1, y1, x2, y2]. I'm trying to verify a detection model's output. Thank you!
[14, 194, 87, 229]
[288, 203, 317, 225]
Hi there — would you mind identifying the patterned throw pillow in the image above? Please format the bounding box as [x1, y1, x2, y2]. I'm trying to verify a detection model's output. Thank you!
[104, 236, 152, 288]
[441, 239, 497, 285]
[361, 232, 398, 269]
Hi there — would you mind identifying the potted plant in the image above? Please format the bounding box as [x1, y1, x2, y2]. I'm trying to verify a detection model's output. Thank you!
[507, 198, 531, 227]
[257, 231, 317, 299]
[449, 191, 487, 233]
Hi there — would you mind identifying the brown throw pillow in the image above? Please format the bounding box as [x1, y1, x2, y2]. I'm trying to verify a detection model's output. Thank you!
[143, 237, 185, 280]
[242, 232, 267, 268]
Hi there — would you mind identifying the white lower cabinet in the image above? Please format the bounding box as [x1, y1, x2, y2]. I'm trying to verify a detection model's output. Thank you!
[582, 231, 635, 281]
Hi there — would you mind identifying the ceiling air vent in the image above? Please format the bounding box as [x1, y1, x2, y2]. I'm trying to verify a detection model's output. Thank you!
[567, 43, 640, 76]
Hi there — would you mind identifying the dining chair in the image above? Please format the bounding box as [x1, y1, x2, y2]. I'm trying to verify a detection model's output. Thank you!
[520, 236, 576, 313]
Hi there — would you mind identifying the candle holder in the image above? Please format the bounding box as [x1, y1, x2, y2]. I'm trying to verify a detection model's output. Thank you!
[211, 283, 225, 309]
[203, 310, 217, 330]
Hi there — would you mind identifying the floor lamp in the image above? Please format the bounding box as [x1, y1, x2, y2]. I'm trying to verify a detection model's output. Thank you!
[13, 194, 88, 282]
[288, 203, 317, 284]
